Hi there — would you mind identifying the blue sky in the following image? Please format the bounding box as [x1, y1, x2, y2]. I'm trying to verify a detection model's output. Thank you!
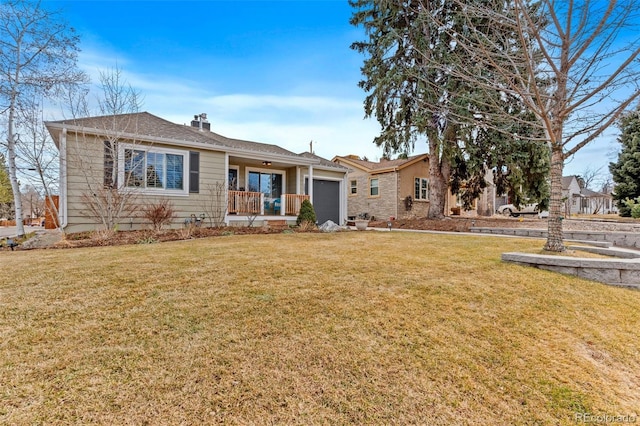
[45, 0, 620, 177]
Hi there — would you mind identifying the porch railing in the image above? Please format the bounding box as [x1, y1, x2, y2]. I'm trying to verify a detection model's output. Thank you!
[228, 190, 262, 214]
[282, 194, 309, 215]
[227, 191, 310, 216]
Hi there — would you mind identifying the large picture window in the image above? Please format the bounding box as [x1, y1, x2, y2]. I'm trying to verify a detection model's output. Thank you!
[120, 145, 188, 194]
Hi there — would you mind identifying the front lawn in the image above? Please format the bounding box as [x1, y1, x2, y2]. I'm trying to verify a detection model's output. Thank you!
[1, 232, 638, 424]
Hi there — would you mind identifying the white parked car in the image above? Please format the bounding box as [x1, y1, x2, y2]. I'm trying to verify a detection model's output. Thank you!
[497, 203, 548, 218]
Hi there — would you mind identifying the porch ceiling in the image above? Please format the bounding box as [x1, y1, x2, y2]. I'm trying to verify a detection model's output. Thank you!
[228, 156, 310, 169]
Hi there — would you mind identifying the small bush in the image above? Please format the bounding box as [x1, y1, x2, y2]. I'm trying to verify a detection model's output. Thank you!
[297, 199, 316, 226]
[623, 197, 640, 218]
[177, 226, 194, 240]
[141, 199, 176, 231]
[92, 228, 115, 242]
[297, 220, 316, 231]
[136, 236, 158, 244]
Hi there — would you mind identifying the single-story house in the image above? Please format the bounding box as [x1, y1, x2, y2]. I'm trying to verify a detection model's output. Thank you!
[562, 175, 582, 215]
[45, 112, 348, 233]
[579, 188, 617, 215]
[561, 175, 618, 215]
[332, 154, 495, 220]
[332, 154, 430, 221]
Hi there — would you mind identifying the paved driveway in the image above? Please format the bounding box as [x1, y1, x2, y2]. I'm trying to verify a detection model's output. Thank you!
[0, 226, 44, 239]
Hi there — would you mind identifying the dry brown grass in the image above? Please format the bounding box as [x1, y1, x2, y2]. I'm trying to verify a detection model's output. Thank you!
[1, 232, 639, 424]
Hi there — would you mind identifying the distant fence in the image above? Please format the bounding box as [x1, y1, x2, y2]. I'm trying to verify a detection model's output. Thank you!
[0, 195, 59, 229]
[45, 196, 59, 229]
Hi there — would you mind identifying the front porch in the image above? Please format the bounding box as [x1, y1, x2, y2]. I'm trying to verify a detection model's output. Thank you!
[227, 190, 310, 225]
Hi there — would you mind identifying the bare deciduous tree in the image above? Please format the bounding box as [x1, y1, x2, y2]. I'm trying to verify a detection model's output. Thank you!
[577, 165, 605, 190]
[15, 100, 64, 231]
[0, 0, 86, 236]
[64, 67, 144, 232]
[438, 0, 640, 251]
[200, 181, 229, 228]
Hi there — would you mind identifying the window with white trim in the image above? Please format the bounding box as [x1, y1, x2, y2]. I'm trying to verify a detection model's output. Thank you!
[119, 145, 188, 194]
[414, 177, 429, 200]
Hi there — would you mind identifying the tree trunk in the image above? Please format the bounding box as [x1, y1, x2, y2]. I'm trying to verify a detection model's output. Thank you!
[7, 104, 25, 237]
[427, 134, 451, 219]
[544, 145, 565, 252]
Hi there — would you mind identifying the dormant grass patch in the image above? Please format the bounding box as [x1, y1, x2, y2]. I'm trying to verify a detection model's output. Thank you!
[1, 232, 639, 424]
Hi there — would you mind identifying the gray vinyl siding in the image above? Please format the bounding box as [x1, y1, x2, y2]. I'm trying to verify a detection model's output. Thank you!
[298, 167, 345, 192]
[64, 132, 226, 233]
[286, 167, 298, 194]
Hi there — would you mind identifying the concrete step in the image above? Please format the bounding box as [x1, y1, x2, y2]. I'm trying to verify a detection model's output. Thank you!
[567, 245, 640, 259]
[565, 239, 612, 248]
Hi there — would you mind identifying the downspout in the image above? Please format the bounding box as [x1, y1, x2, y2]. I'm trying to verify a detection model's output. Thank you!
[343, 172, 348, 225]
[60, 127, 68, 229]
[395, 168, 399, 220]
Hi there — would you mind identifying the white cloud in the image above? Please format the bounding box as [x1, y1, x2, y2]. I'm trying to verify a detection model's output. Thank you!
[75, 46, 619, 171]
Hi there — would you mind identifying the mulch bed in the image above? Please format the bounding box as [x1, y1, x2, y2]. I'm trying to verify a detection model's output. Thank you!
[56, 226, 305, 249]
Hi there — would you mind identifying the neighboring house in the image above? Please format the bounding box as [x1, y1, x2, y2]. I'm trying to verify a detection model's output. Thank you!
[562, 175, 582, 215]
[45, 112, 348, 233]
[459, 169, 499, 217]
[332, 154, 430, 221]
[579, 188, 617, 215]
[332, 154, 494, 220]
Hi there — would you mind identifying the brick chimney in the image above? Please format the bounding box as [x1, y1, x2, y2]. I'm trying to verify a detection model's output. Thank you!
[190, 113, 210, 131]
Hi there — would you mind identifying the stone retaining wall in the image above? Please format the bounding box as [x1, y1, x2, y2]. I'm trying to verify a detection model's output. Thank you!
[471, 227, 640, 249]
[502, 252, 640, 289]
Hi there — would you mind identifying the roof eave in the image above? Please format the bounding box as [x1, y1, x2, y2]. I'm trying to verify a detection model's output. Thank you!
[333, 157, 372, 172]
[45, 121, 320, 166]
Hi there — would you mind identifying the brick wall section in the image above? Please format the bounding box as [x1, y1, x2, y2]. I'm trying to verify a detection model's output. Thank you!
[344, 160, 433, 220]
[346, 171, 395, 221]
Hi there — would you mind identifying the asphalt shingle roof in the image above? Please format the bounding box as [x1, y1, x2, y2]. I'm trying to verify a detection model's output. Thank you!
[334, 154, 427, 171]
[49, 112, 312, 159]
[299, 152, 349, 171]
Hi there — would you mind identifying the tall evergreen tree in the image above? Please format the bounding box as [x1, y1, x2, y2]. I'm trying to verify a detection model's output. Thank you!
[0, 153, 13, 219]
[610, 108, 640, 217]
[0, 153, 12, 201]
[349, 0, 548, 217]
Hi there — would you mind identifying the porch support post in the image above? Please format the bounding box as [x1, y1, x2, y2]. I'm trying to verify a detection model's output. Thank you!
[260, 193, 265, 216]
[224, 153, 229, 225]
[308, 165, 314, 205]
[281, 194, 286, 216]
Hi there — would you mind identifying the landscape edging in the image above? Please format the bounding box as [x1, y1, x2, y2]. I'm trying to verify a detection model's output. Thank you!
[502, 252, 640, 289]
[471, 227, 640, 249]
